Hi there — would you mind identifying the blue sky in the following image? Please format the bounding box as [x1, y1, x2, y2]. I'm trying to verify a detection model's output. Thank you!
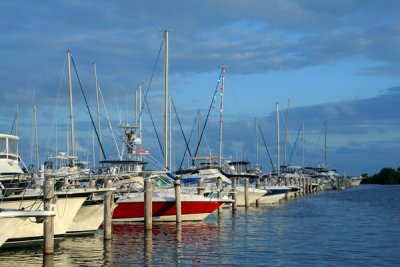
[0, 0, 399, 175]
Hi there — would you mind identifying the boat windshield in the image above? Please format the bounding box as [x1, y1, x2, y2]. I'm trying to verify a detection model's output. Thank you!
[0, 138, 6, 155]
[8, 139, 18, 155]
[150, 174, 173, 188]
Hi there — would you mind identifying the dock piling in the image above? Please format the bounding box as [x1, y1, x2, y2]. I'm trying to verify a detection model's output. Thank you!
[231, 178, 237, 210]
[144, 178, 153, 230]
[43, 176, 55, 255]
[217, 176, 223, 213]
[244, 178, 250, 208]
[104, 179, 113, 240]
[174, 178, 182, 223]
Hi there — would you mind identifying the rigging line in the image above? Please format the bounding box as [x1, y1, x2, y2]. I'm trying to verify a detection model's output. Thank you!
[179, 115, 197, 170]
[70, 56, 107, 161]
[97, 85, 120, 158]
[136, 38, 164, 127]
[288, 123, 303, 165]
[143, 90, 164, 158]
[135, 38, 165, 157]
[258, 122, 275, 172]
[171, 98, 192, 158]
[193, 70, 223, 162]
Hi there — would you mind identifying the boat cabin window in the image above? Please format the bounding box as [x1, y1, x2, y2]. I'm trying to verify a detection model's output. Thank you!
[0, 138, 6, 154]
[8, 139, 18, 155]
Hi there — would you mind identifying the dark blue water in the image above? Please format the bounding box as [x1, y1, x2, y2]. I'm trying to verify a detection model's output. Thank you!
[0, 185, 399, 266]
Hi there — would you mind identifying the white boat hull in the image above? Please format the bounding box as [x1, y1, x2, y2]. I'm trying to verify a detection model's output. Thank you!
[0, 217, 25, 247]
[258, 193, 286, 204]
[234, 187, 267, 206]
[67, 200, 104, 235]
[0, 196, 86, 244]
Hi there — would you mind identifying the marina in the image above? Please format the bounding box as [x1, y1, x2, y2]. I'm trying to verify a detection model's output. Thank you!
[0, 30, 381, 265]
[0, 185, 398, 266]
[1, 2, 400, 266]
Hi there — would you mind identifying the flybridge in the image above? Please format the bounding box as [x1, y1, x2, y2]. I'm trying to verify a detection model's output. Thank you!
[0, 134, 24, 175]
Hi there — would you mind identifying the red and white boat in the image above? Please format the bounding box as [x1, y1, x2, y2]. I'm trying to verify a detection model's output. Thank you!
[112, 173, 225, 222]
[113, 190, 222, 222]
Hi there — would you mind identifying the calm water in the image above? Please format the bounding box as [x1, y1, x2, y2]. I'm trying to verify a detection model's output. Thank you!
[0, 185, 399, 266]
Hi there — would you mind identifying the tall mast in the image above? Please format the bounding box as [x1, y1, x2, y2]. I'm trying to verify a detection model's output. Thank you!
[66, 49, 75, 166]
[135, 88, 138, 128]
[324, 120, 327, 168]
[284, 98, 290, 165]
[93, 62, 102, 162]
[276, 102, 280, 177]
[255, 118, 259, 167]
[139, 85, 142, 140]
[218, 66, 226, 167]
[302, 121, 305, 167]
[15, 105, 19, 136]
[163, 30, 169, 169]
[169, 96, 173, 170]
[33, 104, 39, 172]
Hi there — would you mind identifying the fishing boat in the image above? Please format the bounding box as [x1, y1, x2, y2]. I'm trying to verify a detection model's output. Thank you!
[113, 172, 224, 222]
[220, 160, 267, 205]
[0, 209, 55, 248]
[0, 133, 89, 246]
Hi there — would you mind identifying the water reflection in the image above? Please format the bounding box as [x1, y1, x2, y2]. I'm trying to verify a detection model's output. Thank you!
[42, 254, 54, 267]
[144, 229, 153, 266]
[111, 221, 220, 265]
[103, 239, 112, 267]
[0, 186, 398, 266]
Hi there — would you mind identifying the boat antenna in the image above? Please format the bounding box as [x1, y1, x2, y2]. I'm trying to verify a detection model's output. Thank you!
[10, 105, 19, 135]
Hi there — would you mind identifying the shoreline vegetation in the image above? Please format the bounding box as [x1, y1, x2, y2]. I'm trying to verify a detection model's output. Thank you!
[361, 168, 400, 184]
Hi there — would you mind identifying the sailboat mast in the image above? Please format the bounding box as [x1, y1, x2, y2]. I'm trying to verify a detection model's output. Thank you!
[33, 104, 39, 172]
[302, 121, 305, 167]
[163, 30, 169, 169]
[324, 120, 327, 167]
[218, 66, 226, 167]
[139, 85, 142, 140]
[16, 105, 19, 136]
[276, 102, 280, 177]
[93, 62, 102, 162]
[169, 96, 173, 170]
[255, 118, 259, 167]
[284, 98, 290, 165]
[66, 49, 75, 166]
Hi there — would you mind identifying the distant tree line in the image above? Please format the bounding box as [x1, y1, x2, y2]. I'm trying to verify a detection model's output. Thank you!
[361, 167, 400, 184]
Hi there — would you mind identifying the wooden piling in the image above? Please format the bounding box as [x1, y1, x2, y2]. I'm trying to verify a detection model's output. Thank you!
[104, 179, 113, 240]
[174, 178, 182, 223]
[44, 176, 55, 255]
[144, 179, 153, 230]
[197, 179, 205, 195]
[231, 177, 237, 210]
[217, 176, 223, 213]
[255, 176, 261, 206]
[244, 178, 250, 208]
